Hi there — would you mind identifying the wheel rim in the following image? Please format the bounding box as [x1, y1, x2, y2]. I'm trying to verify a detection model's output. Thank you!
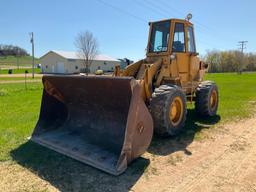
[210, 90, 217, 110]
[169, 96, 183, 126]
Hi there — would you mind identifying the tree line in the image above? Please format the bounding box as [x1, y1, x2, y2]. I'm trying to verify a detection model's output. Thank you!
[0, 44, 29, 57]
[204, 50, 256, 73]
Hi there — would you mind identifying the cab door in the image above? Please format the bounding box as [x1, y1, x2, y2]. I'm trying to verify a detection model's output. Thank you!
[171, 22, 190, 84]
[186, 25, 200, 81]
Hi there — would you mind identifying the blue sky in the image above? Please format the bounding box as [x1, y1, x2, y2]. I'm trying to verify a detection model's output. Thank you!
[0, 0, 255, 60]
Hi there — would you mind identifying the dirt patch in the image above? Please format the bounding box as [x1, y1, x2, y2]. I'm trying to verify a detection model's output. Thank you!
[1, 117, 256, 192]
[0, 162, 58, 192]
[133, 117, 256, 192]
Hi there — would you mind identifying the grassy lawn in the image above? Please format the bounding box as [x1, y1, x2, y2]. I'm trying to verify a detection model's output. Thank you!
[0, 68, 41, 74]
[0, 83, 42, 161]
[0, 55, 40, 68]
[0, 76, 42, 81]
[205, 73, 256, 120]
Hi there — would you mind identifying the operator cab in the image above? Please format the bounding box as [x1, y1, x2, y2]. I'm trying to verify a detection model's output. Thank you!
[147, 18, 196, 55]
[146, 15, 200, 88]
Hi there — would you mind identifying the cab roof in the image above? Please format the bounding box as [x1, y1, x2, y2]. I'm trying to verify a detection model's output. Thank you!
[149, 18, 193, 26]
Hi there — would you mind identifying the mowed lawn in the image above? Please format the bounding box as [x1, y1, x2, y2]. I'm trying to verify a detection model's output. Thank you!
[0, 72, 256, 163]
[0, 55, 40, 68]
[0, 82, 42, 161]
[205, 73, 256, 119]
[0, 67, 41, 74]
[0, 76, 42, 81]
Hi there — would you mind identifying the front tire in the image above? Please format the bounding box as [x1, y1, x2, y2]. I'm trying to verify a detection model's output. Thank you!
[195, 81, 219, 116]
[150, 85, 187, 137]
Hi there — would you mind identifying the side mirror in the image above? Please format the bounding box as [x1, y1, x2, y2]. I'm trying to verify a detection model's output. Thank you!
[200, 61, 209, 70]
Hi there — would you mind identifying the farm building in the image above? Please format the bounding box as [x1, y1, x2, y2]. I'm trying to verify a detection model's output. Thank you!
[40, 50, 121, 74]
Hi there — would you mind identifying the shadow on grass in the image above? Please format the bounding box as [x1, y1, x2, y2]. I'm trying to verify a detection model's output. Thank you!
[148, 108, 221, 156]
[11, 109, 220, 191]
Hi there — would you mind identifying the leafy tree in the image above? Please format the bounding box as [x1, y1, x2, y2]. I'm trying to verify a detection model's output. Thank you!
[204, 50, 256, 73]
[0, 44, 29, 56]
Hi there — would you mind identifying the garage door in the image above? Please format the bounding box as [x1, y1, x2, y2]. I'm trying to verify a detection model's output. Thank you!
[56, 62, 65, 73]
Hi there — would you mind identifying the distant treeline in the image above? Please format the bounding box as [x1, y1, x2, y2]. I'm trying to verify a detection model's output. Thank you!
[0, 44, 29, 57]
[204, 50, 256, 73]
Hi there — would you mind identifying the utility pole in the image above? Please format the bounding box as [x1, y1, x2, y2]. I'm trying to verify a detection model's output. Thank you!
[238, 41, 248, 74]
[30, 32, 35, 78]
[16, 48, 20, 69]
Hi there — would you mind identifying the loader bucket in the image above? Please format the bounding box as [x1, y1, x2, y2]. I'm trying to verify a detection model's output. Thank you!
[31, 75, 153, 175]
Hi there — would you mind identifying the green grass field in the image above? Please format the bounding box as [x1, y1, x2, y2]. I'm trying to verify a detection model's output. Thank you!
[0, 67, 41, 74]
[0, 82, 42, 161]
[0, 72, 256, 163]
[0, 76, 42, 81]
[0, 55, 40, 68]
[205, 73, 256, 119]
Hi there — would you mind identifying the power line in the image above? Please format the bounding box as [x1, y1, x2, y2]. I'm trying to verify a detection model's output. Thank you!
[95, 0, 147, 23]
[142, 0, 177, 18]
[197, 39, 225, 50]
[145, 0, 238, 44]
[133, 0, 167, 19]
[134, 0, 207, 35]
[150, 0, 210, 31]
[95, 0, 235, 51]
[134, 0, 230, 46]
[133, 0, 224, 49]
[96, 0, 216, 50]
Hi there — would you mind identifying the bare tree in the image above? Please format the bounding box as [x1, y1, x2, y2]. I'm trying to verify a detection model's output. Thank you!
[75, 31, 99, 75]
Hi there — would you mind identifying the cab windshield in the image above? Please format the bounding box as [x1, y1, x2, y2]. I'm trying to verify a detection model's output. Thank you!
[149, 21, 170, 53]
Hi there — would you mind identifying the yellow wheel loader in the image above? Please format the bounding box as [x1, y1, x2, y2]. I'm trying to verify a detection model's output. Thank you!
[31, 16, 219, 175]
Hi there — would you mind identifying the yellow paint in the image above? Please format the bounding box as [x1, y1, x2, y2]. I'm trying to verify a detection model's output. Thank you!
[117, 18, 207, 100]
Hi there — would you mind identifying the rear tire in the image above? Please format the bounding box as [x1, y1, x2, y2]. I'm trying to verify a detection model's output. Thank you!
[150, 85, 187, 137]
[195, 81, 219, 116]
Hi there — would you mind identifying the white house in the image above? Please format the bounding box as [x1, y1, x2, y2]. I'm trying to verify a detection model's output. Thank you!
[40, 50, 121, 74]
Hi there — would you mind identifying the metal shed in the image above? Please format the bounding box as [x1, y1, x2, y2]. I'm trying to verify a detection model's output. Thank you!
[40, 50, 121, 74]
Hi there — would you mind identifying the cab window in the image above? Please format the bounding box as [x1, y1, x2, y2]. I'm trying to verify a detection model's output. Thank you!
[188, 26, 196, 53]
[149, 21, 170, 52]
[172, 23, 185, 52]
